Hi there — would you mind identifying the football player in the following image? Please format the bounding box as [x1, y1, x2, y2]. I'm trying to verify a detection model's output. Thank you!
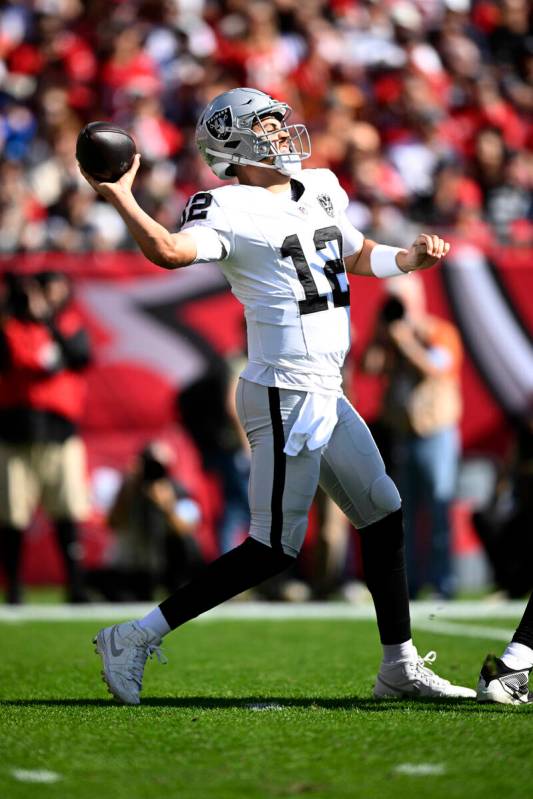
[476, 596, 533, 704]
[80, 87, 475, 705]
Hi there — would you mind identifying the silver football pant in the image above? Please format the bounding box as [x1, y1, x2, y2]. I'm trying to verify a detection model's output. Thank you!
[235, 379, 401, 556]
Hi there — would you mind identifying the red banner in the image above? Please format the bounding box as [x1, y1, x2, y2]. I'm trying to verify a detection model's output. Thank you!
[1, 246, 531, 583]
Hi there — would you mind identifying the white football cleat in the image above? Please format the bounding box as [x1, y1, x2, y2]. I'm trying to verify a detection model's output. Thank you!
[476, 654, 532, 705]
[373, 649, 476, 700]
[93, 621, 166, 705]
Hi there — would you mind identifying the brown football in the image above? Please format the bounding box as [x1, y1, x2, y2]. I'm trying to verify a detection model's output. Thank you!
[76, 122, 136, 182]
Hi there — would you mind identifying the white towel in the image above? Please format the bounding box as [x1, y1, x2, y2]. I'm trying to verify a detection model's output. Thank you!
[284, 392, 338, 456]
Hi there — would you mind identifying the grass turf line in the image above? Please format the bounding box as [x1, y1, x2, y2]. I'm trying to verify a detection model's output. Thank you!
[0, 619, 531, 799]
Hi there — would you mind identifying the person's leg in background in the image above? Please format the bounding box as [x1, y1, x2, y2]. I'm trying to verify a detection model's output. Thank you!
[210, 449, 250, 555]
[311, 486, 350, 599]
[414, 426, 459, 599]
[53, 518, 88, 603]
[0, 525, 24, 604]
[0, 442, 37, 604]
[41, 437, 91, 603]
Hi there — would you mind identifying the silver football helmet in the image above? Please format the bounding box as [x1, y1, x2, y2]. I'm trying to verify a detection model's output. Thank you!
[196, 87, 311, 179]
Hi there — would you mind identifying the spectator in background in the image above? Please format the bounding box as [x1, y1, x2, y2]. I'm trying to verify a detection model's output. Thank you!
[472, 126, 508, 193]
[100, 23, 161, 112]
[411, 160, 483, 228]
[0, 159, 45, 253]
[363, 274, 463, 599]
[0, 270, 91, 603]
[88, 440, 203, 602]
[483, 148, 532, 242]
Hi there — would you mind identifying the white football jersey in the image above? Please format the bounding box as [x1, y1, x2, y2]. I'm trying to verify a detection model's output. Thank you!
[180, 169, 364, 394]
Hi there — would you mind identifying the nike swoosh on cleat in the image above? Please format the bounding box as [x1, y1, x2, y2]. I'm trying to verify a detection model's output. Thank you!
[109, 626, 124, 656]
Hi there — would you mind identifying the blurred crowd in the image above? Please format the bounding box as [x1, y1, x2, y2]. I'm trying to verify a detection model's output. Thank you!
[0, 0, 531, 255]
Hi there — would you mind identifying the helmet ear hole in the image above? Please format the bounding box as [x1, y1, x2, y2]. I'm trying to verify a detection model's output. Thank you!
[211, 161, 234, 179]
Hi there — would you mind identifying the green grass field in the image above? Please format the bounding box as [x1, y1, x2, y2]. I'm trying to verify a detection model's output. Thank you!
[1, 610, 532, 799]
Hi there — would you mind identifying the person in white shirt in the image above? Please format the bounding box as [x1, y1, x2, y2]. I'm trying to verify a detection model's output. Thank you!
[82, 87, 475, 705]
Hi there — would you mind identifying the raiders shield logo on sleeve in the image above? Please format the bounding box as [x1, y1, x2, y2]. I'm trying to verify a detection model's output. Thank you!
[317, 194, 335, 217]
[206, 106, 233, 141]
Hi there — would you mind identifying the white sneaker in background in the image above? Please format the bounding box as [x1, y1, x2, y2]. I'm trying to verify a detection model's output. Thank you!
[373, 649, 476, 699]
[93, 621, 166, 705]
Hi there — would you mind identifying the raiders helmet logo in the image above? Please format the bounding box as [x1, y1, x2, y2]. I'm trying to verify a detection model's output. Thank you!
[206, 106, 233, 141]
[317, 193, 334, 217]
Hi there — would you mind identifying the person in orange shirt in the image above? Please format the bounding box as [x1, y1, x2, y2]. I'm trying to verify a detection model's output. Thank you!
[363, 273, 463, 599]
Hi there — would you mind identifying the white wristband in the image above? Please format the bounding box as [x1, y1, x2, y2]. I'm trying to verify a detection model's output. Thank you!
[370, 244, 406, 278]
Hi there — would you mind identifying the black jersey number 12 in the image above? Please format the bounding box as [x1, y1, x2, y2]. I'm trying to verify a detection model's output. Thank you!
[181, 192, 213, 225]
[281, 226, 350, 315]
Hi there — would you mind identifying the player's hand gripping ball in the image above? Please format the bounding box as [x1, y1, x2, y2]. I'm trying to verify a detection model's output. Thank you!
[76, 122, 136, 182]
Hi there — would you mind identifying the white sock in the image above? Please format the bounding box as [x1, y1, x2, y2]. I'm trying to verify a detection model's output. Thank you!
[382, 639, 417, 664]
[138, 607, 171, 638]
[501, 641, 533, 671]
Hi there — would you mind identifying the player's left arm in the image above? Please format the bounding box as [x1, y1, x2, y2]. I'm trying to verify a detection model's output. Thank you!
[345, 234, 451, 277]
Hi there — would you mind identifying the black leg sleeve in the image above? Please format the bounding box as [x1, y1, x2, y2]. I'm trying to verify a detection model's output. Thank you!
[512, 593, 533, 650]
[358, 508, 412, 645]
[159, 537, 295, 630]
